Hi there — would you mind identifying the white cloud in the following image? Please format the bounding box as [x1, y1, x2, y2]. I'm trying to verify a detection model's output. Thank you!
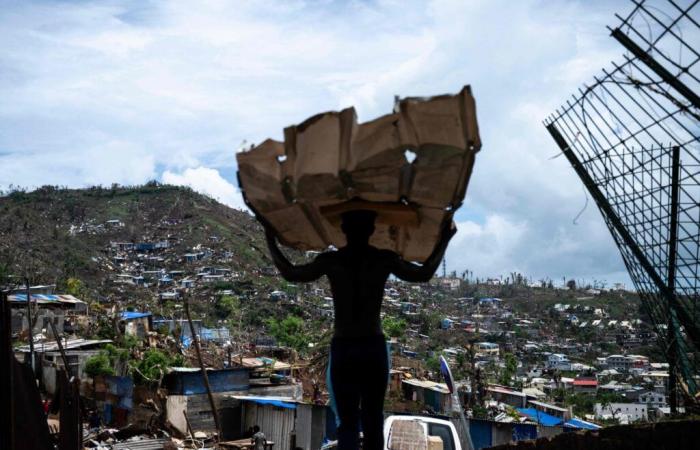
[0, 0, 642, 283]
[162, 167, 246, 211]
[447, 215, 529, 277]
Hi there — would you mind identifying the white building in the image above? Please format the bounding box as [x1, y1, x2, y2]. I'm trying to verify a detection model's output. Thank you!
[605, 354, 649, 372]
[594, 403, 648, 423]
[547, 353, 571, 371]
[474, 342, 499, 357]
[639, 391, 667, 408]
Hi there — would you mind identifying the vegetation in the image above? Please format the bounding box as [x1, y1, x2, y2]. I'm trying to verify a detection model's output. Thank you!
[499, 353, 518, 387]
[85, 353, 115, 377]
[266, 315, 310, 352]
[565, 391, 626, 416]
[132, 349, 185, 384]
[215, 295, 240, 319]
[383, 317, 408, 338]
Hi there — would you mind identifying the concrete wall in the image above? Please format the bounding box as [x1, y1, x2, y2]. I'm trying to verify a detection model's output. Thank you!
[11, 308, 65, 336]
[40, 350, 100, 395]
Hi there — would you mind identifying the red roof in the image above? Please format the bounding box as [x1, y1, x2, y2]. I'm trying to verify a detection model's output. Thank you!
[573, 379, 598, 387]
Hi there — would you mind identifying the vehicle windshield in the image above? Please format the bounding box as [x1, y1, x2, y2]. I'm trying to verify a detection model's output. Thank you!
[428, 423, 456, 450]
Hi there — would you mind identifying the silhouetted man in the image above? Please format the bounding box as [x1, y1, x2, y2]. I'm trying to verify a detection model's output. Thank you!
[262, 209, 456, 450]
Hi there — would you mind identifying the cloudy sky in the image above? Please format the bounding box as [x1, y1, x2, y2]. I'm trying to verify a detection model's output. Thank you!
[0, 0, 637, 286]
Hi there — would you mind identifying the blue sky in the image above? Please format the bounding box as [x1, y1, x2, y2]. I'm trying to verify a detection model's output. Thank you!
[0, 0, 637, 286]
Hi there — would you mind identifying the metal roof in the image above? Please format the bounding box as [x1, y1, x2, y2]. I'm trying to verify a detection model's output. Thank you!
[8, 294, 85, 305]
[564, 418, 601, 430]
[528, 400, 568, 412]
[516, 408, 563, 427]
[402, 378, 450, 394]
[15, 339, 112, 353]
[112, 438, 169, 449]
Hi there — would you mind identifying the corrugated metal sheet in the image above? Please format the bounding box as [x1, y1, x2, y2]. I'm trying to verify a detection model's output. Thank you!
[243, 402, 295, 450]
[469, 419, 492, 450]
[295, 404, 313, 449]
[15, 339, 112, 353]
[112, 438, 168, 449]
[8, 294, 85, 304]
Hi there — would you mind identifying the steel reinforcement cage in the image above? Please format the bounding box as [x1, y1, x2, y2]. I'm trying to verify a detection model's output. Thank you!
[544, 0, 700, 403]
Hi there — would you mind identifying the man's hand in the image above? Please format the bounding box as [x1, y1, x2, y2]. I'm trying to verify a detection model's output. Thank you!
[254, 212, 276, 239]
[441, 216, 457, 241]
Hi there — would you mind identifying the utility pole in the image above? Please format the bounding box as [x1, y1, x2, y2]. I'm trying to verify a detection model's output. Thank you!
[184, 293, 222, 439]
[25, 278, 35, 376]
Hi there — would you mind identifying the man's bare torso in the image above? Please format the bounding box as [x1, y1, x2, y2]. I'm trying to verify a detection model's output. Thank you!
[318, 246, 396, 338]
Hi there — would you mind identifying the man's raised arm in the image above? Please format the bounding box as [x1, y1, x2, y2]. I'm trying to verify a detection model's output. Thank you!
[390, 219, 457, 283]
[264, 225, 326, 283]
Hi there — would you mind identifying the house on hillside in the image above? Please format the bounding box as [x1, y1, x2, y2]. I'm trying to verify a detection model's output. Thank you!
[164, 367, 250, 436]
[594, 402, 647, 423]
[120, 311, 152, 338]
[486, 386, 528, 408]
[8, 293, 87, 336]
[528, 400, 571, 421]
[639, 391, 667, 408]
[441, 318, 454, 330]
[546, 354, 571, 371]
[572, 376, 598, 395]
[402, 379, 451, 414]
[475, 342, 499, 357]
[479, 297, 503, 308]
[15, 338, 112, 395]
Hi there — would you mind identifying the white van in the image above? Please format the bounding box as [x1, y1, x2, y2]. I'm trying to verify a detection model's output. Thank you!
[383, 415, 462, 450]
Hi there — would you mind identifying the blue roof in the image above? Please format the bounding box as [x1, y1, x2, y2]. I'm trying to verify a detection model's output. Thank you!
[121, 311, 152, 320]
[516, 408, 563, 426]
[565, 418, 601, 430]
[242, 398, 296, 409]
[11, 294, 60, 302]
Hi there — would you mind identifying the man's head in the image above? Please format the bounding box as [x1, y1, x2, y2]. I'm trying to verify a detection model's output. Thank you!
[253, 425, 260, 433]
[340, 209, 377, 245]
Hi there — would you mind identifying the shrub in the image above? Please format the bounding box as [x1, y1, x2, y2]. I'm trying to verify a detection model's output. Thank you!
[85, 353, 114, 378]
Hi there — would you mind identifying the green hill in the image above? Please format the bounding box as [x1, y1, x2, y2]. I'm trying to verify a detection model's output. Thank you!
[0, 183, 269, 292]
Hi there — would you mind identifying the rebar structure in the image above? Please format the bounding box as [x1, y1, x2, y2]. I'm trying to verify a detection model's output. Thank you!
[545, 0, 700, 410]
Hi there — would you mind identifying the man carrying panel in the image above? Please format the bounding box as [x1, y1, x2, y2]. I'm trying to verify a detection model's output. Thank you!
[261, 210, 456, 450]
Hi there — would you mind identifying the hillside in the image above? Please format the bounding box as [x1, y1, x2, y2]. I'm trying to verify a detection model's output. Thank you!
[0, 183, 270, 292]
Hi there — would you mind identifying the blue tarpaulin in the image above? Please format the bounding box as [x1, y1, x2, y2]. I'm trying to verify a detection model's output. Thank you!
[516, 408, 563, 426]
[565, 418, 601, 430]
[120, 311, 152, 320]
[242, 398, 296, 409]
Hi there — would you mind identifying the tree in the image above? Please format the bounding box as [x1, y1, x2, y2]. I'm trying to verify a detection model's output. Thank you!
[418, 311, 441, 335]
[499, 353, 518, 386]
[215, 295, 240, 319]
[132, 349, 184, 384]
[266, 315, 310, 352]
[85, 353, 114, 378]
[566, 279, 577, 290]
[382, 317, 407, 338]
[65, 277, 84, 297]
[425, 354, 442, 373]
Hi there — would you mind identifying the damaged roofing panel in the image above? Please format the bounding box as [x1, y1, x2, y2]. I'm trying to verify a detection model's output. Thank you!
[14, 339, 112, 353]
[8, 294, 86, 305]
[237, 85, 481, 262]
